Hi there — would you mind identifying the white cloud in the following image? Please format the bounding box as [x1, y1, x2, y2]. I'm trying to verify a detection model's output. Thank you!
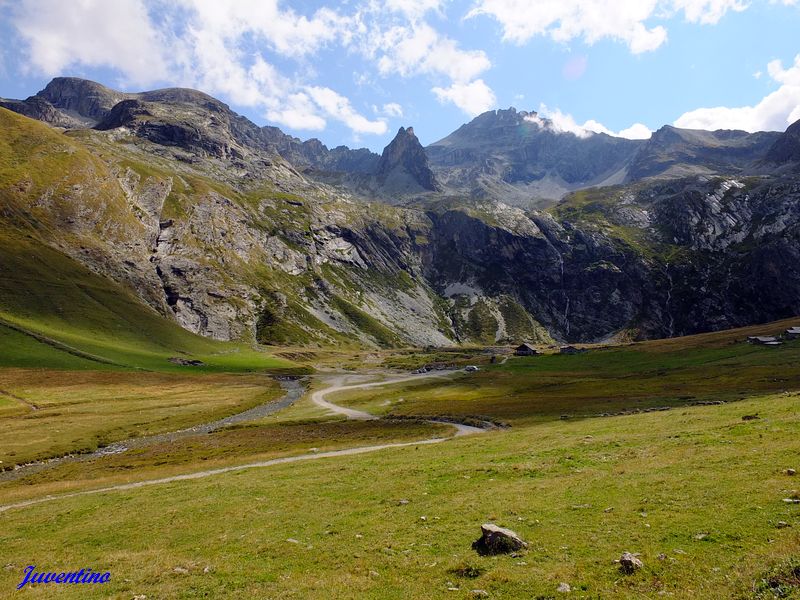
[369, 20, 495, 117]
[432, 79, 496, 116]
[617, 123, 654, 139]
[674, 54, 800, 131]
[306, 86, 388, 134]
[670, 0, 748, 24]
[11, 0, 169, 85]
[466, 0, 753, 54]
[382, 102, 404, 117]
[376, 23, 491, 83]
[384, 0, 444, 20]
[466, 0, 668, 54]
[266, 92, 327, 131]
[525, 105, 652, 139]
[177, 0, 351, 59]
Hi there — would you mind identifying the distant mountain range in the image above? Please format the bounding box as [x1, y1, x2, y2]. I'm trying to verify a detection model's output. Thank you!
[4, 78, 796, 205]
[1, 77, 799, 347]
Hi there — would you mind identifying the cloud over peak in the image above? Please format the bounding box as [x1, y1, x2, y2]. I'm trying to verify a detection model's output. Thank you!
[525, 105, 652, 140]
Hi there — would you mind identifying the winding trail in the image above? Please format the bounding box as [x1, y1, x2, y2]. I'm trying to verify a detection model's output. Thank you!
[311, 371, 485, 436]
[0, 371, 485, 514]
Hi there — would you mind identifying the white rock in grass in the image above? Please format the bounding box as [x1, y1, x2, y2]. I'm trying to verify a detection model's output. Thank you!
[619, 552, 643, 574]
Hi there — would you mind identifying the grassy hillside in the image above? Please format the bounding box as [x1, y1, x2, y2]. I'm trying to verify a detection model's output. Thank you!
[0, 230, 298, 373]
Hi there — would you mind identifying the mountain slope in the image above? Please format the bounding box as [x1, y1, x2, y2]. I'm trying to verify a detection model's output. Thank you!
[765, 118, 800, 165]
[2, 80, 800, 347]
[626, 125, 780, 180]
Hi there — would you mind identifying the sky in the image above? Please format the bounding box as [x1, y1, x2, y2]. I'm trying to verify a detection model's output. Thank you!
[0, 0, 799, 152]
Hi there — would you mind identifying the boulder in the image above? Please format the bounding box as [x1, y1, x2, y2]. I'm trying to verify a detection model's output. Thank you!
[472, 524, 527, 556]
[619, 552, 643, 574]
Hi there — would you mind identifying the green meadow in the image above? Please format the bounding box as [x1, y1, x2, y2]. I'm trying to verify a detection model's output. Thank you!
[0, 387, 798, 598]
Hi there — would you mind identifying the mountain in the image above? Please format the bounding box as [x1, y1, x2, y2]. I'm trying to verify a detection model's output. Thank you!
[626, 124, 780, 180]
[425, 109, 787, 207]
[426, 108, 640, 207]
[1, 77, 799, 349]
[376, 126, 440, 193]
[2, 77, 380, 175]
[765, 118, 800, 165]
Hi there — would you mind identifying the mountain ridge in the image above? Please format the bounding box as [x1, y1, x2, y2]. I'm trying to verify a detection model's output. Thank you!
[4, 77, 796, 207]
[1, 77, 799, 349]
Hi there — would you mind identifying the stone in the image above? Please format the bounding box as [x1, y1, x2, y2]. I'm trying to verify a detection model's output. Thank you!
[472, 524, 528, 556]
[167, 357, 205, 366]
[557, 582, 572, 593]
[397, 499, 410, 505]
[787, 468, 796, 476]
[470, 590, 490, 598]
[776, 521, 791, 528]
[173, 566, 189, 574]
[783, 498, 800, 504]
[619, 552, 643, 574]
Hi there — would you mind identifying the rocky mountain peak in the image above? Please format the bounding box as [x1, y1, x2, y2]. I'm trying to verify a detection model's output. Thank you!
[376, 126, 440, 192]
[37, 77, 127, 123]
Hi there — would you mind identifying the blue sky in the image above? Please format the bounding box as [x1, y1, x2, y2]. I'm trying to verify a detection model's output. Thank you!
[1, 0, 799, 152]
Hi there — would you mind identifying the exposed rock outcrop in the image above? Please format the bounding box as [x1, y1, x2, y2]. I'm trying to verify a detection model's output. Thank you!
[376, 126, 440, 193]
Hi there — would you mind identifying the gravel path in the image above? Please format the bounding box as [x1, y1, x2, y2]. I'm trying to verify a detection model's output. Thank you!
[311, 372, 484, 436]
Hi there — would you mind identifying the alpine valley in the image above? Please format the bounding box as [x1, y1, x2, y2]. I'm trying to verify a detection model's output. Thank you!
[2, 77, 800, 349]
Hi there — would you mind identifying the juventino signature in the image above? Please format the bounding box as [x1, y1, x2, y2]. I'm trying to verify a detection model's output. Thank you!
[17, 565, 111, 589]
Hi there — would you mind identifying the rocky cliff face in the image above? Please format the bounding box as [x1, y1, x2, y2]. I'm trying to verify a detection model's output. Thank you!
[36, 77, 127, 123]
[2, 78, 800, 347]
[376, 127, 440, 193]
[261, 127, 380, 174]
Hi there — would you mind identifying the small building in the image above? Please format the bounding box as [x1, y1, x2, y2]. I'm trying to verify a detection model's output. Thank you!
[748, 336, 782, 346]
[514, 343, 539, 356]
[785, 326, 800, 340]
[559, 345, 587, 355]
